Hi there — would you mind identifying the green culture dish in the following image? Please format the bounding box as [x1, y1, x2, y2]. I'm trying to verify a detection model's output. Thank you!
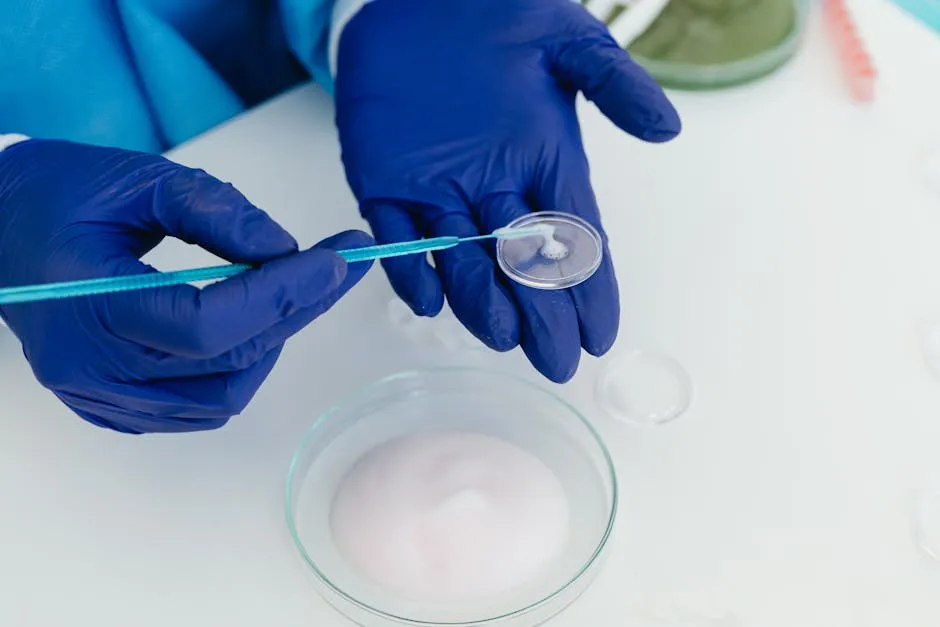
[588, 0, 812, 89]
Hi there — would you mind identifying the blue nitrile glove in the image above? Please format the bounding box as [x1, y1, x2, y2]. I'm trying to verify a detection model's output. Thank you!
[335, 0, 681, 383]
[0, 139, 373, 434]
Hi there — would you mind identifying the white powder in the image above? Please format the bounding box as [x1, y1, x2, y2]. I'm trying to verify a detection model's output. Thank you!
[329, 431, 571, 603]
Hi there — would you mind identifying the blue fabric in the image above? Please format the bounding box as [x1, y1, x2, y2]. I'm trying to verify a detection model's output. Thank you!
[888, 0, 940, 34]
[279, 0, 340, 94]
[336, 0, 680, 383]
[0, 139, 373, 433]
[0, 0, 322, 151]
[115, 0, 245, 147]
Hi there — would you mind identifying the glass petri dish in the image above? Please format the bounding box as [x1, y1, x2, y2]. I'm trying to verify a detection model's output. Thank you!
[286, 368, 617, 626]
[625, 0, 812, 90]
[596, 350, 693, 426]
[496, 212, 603, 290]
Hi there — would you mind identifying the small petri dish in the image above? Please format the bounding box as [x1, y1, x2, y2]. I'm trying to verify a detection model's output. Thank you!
[286, 368, 616, 626]
[595, 350, 693, 426]
[496, 211, 603, 290]
[916, 490, 940, 562]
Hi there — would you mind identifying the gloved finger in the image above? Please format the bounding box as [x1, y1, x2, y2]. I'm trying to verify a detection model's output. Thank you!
[364, 202, 444, 317]
[221, 229, 374, 352]
[531, 160, 620, 356]
[70, 406, 165, 435]
[138, 168, 299, 263]
[478, 194, 582, 383]
[116, 231, 375, 379]
[426, 212, 519, 351]
[549, 6, 681, 143]
[56, 346, 282, 434]
[103, 237, 357, 359]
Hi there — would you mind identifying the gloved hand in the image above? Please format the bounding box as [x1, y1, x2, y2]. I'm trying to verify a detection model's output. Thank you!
[0, 139, 373, 433]
[335, 0, 681, 383]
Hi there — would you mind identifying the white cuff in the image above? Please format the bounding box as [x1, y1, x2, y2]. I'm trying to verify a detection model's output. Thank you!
[0, 134, 30, 152]
[329, 0, 374, 77]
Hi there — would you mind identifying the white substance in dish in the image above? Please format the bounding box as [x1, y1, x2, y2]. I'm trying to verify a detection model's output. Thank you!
[330, 431, 571, 602]
[493, 224, 569, 260]
[538, 227, 570, 260]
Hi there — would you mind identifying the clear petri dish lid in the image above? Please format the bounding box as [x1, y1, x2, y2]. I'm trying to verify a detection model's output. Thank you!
[595, 349, 693, 426]
[496, 211, 603, 290]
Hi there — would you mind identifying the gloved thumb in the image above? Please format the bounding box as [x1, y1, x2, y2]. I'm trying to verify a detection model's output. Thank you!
[549, 8, 681, 143]
[143, 167, 300, 263]
[189, 229, 377, 361]
[300, 229, 375, 310]
[105, 230, 374, 359]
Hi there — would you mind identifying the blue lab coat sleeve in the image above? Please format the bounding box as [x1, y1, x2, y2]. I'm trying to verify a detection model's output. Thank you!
[0, 0, 371, 152]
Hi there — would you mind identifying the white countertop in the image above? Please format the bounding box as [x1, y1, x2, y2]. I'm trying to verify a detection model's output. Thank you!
[3, 2, 940, 626]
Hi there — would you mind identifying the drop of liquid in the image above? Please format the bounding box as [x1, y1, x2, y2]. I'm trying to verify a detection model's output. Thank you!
[496, 212, 602, 290]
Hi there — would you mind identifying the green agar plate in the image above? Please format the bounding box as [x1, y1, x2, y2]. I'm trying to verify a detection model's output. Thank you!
[588, 0, 812, 90]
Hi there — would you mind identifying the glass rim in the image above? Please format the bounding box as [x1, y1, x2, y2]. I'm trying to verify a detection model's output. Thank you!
[284, 366, 619, 626]
[629, 0, 812, 85]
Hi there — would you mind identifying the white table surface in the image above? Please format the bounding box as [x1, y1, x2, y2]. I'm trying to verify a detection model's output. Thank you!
[3, 2, 940, 626]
